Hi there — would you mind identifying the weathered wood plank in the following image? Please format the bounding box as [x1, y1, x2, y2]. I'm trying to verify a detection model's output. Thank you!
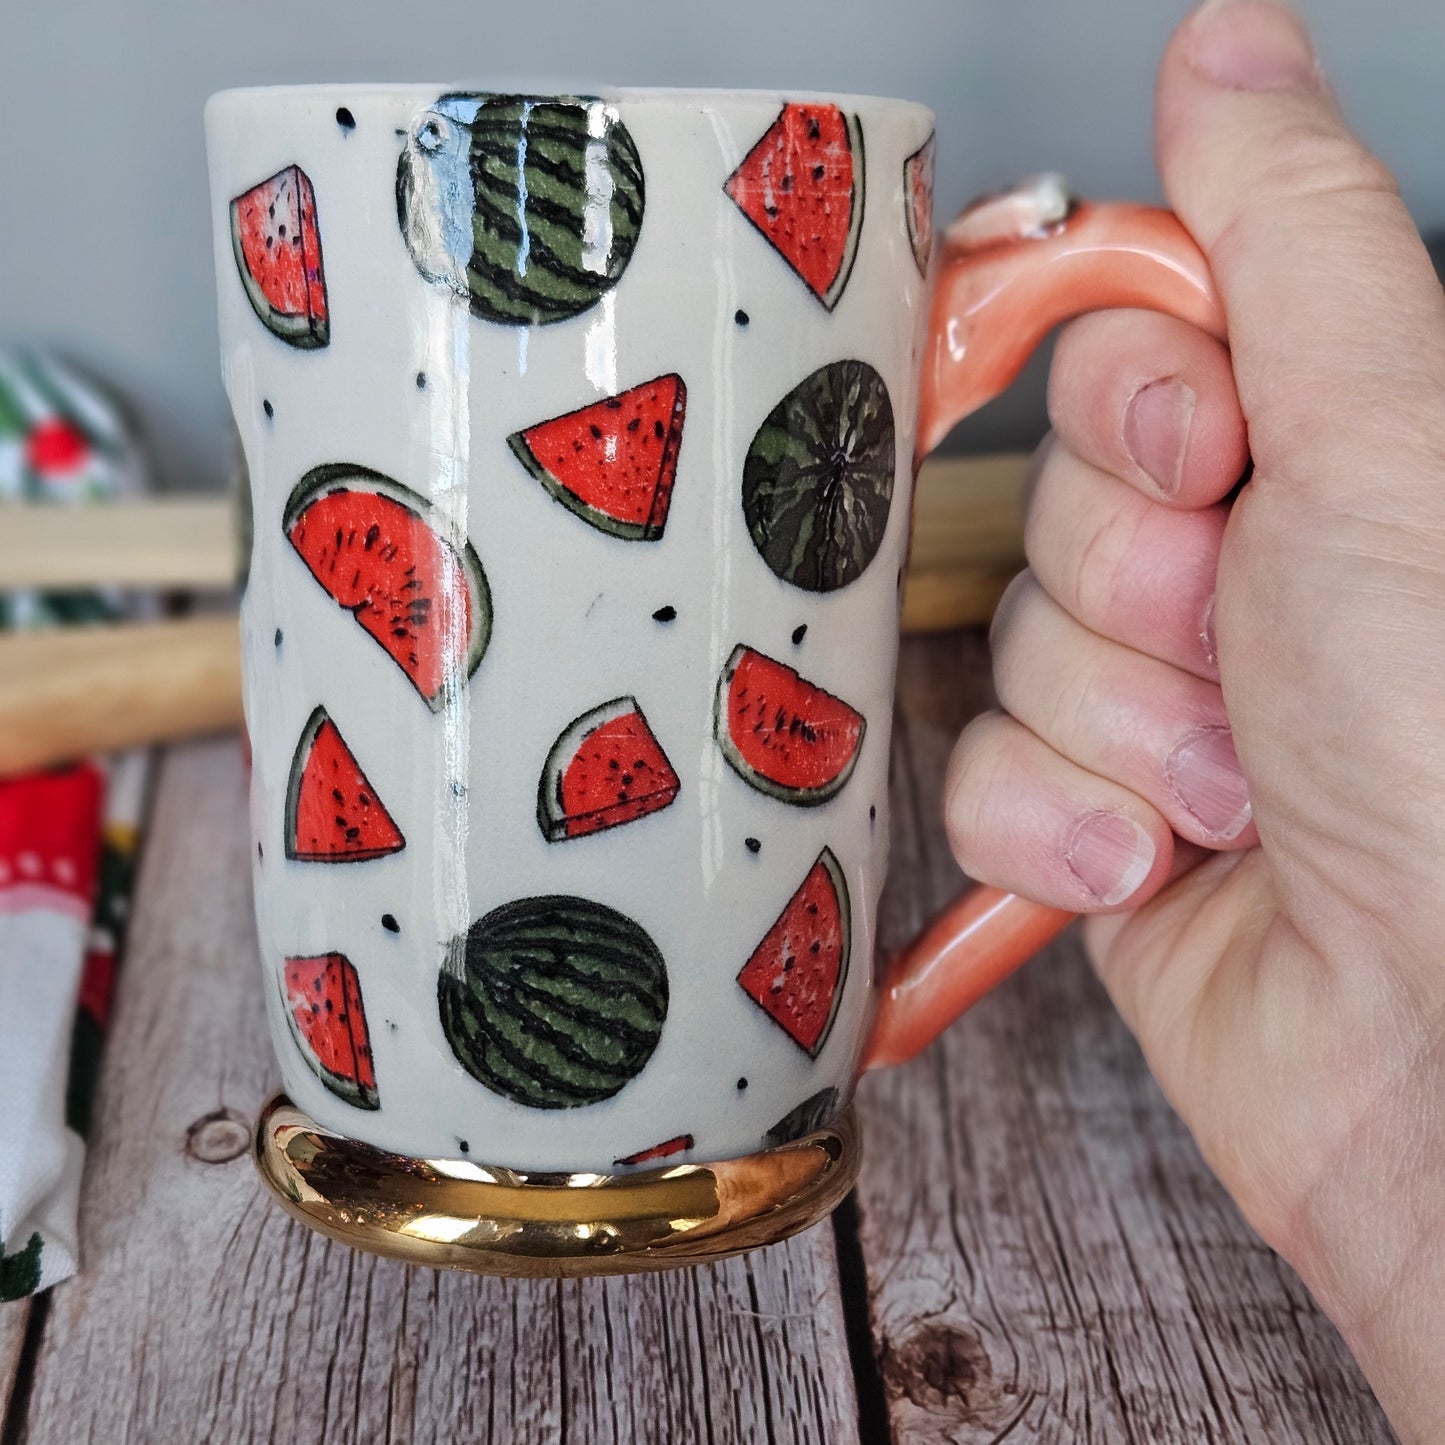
[854, 631, 1395, 1444]
[0, 1301, 31, 1420]
[16, 738, 861, 1445]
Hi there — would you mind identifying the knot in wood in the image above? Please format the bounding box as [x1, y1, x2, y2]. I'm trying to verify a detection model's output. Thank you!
[880, 1319, 1005, 1421]
[185, 1108, 251, 1164]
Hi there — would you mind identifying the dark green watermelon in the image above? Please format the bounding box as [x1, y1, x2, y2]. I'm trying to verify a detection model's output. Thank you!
[742, 360, 896, 592]
[397, 94, 644, 326]
[439, 896, 668, 1109]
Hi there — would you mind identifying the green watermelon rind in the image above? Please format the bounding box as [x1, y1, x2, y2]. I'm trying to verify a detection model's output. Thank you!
[282, 463, 492, 712]
[283, 704, 407, 863]
[739, 847, 851, 1060]
[713, 644, 866, 807]
[536, 695, 679, 842]
[281, 956, 380, 1111]
[228, 168, 330, 350]
[438, 895, 669, 1110]
[505, 375, 686, 542]
[724, 107, 866, 313]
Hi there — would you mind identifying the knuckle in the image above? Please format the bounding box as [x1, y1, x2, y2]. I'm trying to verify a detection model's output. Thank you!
[1067, 500, 1140, 630]
[943, 713, 1015, 867]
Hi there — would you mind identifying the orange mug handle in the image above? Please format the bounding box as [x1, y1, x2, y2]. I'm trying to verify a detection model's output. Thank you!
[863, 175, 1226, 1071]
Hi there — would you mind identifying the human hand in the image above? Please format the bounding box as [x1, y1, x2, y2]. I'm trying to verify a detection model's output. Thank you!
[943, 2, 1445, 1437]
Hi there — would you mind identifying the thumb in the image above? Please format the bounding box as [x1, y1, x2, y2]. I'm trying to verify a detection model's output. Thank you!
[1156, 0, 1445, 512]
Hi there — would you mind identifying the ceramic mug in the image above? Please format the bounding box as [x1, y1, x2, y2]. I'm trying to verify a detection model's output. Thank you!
[206, 85, 1221, 1272]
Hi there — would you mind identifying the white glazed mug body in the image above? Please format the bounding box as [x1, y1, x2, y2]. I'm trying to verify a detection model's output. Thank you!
[207, 85, 934, 1171]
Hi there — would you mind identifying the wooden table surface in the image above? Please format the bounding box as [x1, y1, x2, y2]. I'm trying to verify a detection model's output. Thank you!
[0, 632, 1395, 1444]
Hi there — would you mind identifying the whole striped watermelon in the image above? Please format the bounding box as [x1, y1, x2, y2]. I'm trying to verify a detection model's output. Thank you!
[742, 360, 896, 592]
[397, 94, 645, 326]
[439, 896, 668, 1109]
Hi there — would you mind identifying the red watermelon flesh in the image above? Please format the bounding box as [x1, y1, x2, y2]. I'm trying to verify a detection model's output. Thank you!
[508, 374, 686, 540]
[737, 848, 850, 1057]
[716, 646, 865, 805]
[724, 104, 864, 309]
[539, 696, 680, 841]
[284, 465, 491, 711]
[283, 952, 378, 1109]
[229, 165, 329, 347]
[905, 133, 936, 277]
[285, 707, 405, 862]
[615, 1133, 694, 1167]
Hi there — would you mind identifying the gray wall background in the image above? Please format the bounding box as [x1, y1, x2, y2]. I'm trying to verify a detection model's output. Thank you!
[1, 0, 1437, 490]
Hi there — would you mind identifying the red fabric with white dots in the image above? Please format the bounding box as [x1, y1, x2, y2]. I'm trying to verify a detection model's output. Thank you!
[0, 765, 104, 919]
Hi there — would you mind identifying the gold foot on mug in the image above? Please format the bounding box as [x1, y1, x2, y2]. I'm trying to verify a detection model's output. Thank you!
[253, 1094, 862, 1277]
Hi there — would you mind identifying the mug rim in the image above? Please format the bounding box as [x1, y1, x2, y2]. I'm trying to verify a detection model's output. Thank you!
[205, 83, 934, 126]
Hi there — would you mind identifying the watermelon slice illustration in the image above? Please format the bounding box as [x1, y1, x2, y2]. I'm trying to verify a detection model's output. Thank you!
[724, 103, 864, 310]
[737, 848, 850, 1057]
[282, 952, 378, 1109]
[284, 464, 491, 711]
[507, 374, 686, 541]
[284, 706, 405, 863]
[715, 646, 865, 806]
[904, 132, 936, 277]
[614, 1133, 694, 1167]
[229, 165, 329, 348]
[538, 696, 680, 841]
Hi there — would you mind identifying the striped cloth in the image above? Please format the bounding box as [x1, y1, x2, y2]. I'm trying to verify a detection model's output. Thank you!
[0, 351, 153, 1297]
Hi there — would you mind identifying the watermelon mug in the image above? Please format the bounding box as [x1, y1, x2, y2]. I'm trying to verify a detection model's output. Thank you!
[206, 86, 1221, 1275]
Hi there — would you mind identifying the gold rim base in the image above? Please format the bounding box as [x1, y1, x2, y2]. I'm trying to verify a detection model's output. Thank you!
[254, 1094, 861, 1277]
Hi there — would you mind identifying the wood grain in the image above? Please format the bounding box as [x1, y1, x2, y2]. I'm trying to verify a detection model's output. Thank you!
[12, 739, 861, 1445]
[853, 632, 1395, 1443]
[0, 617, 243, 777]
[0, 1301, 31, 1420]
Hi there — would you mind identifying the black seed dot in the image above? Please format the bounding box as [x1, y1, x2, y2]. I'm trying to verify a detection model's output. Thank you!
[870, 805, 877, 824]
[388, 1020, 398, 1033]
[745, 837, 761, 854]
[458, 1139, 470, 1154]
[415, 371, 427, 389]
[382, 914, 399, 934]
[335, 106, 356, 131]
[451, 780, 467, 797]
[791, 623, 807, 645]
[273, 628, 282, 648]
[262, 399, 273, 419]
[735, 309, 749, 326]
[652, 605, 677, 623]
[736, 1077, 748, 1091]
[257, 841, 264, 860]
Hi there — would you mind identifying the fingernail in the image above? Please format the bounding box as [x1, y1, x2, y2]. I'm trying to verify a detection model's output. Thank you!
[1189, 0, 1321, 94]
[1066, 810, 1156, 906]
[1125, 377, 1195, 498]
[1166, 724, 1252, 839]
[1202, 595, 1218, 667]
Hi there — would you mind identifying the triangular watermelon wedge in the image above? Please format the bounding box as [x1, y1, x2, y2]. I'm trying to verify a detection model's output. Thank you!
[538, 696, 681, 841]
[507, 374, 686, 541]
[282, 952, 378, 1109]
[284, 464, 491, 711]
[285, 706, 405, 862]
[230, 165, 329, 348]
[737, 847, 851, 1057]
[904, 132, 936, 278]
[724, 104, 865, 310]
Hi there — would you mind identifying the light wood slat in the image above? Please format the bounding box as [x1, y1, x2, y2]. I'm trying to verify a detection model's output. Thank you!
[852, 631, 1393, 1443]
[0, 617, 243, 778]
[16, 739, 862, 1445]
[0, 456, 1030, 637]
[0, 498, 236, 590]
